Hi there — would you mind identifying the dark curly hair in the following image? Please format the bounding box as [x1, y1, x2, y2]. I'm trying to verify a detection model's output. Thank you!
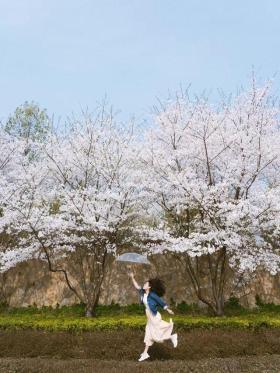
[148, 278, 166, 297]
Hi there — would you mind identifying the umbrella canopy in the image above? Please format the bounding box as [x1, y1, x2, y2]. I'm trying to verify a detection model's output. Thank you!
[116, 252, 151, 265]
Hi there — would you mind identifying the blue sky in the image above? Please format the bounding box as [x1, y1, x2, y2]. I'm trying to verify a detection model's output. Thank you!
[1, 0, 280, 123]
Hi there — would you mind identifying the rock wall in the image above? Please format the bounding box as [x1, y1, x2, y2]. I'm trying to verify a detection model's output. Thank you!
[1, 257, 280, 308]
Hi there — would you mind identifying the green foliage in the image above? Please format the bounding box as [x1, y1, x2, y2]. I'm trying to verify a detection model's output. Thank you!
[0, 312, 279, 332]
[255, 295, 280, 312]
[5, 101, 51, 142]
[176, 301, 200, 314]
[4, 303, 85, 317]
[0, 303, 280, 332]
[255, 294, 264, 307]
[110, 303, 145, 315]
[224, 297, 245, 315]
[2, 303, 145, 318]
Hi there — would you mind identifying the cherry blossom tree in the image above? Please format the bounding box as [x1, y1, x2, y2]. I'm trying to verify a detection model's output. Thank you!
[141, 81, 280, 315]
[0, 129, 48, 272]
[0, 107, 142, 316]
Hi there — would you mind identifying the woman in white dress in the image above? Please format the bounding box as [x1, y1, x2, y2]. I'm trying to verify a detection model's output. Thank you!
[129, 272, 178, 362]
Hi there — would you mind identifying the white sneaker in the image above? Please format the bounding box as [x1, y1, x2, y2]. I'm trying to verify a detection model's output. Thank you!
[138, 352, 150, 362]
[171, 333, 178, 348]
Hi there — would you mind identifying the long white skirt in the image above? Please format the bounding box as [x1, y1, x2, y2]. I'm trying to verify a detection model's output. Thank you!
[144, 307, 173, 346]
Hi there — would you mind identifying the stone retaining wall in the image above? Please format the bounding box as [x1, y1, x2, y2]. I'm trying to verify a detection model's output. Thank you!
[1, 257, 280, 308]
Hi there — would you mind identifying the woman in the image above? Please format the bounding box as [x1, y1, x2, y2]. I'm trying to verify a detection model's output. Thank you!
[128, 272, 178, 362]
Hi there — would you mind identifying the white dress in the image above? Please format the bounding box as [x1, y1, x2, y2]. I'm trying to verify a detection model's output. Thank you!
[143, 293, 173, 347]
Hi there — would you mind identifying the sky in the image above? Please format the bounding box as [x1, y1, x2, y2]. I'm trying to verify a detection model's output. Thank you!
[1, 0, 280, 124]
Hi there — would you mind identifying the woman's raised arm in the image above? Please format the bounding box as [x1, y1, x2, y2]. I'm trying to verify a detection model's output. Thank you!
[128, 272, 141, 290]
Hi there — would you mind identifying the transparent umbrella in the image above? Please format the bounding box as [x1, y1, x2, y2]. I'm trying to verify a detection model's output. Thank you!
[116, 252, 151, 265]
[116, 252, 151, 276]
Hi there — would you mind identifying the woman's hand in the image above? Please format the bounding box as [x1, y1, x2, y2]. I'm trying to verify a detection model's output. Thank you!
[167, 308, 174, 315]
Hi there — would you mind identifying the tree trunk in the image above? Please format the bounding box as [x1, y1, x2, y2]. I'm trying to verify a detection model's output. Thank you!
[180, 249, 228, 316]
[84, 289, 101, 317]
[215, 297, 225, 316]
[85, 303, 96, 317]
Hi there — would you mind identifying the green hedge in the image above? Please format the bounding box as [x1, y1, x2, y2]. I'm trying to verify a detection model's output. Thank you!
[0, 313, 280, 332]
[0, 303, 145, 317]
[0, 300, 280, 332]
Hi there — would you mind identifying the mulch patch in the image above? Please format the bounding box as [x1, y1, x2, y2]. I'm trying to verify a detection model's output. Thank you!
[0, 329, 280, 360]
